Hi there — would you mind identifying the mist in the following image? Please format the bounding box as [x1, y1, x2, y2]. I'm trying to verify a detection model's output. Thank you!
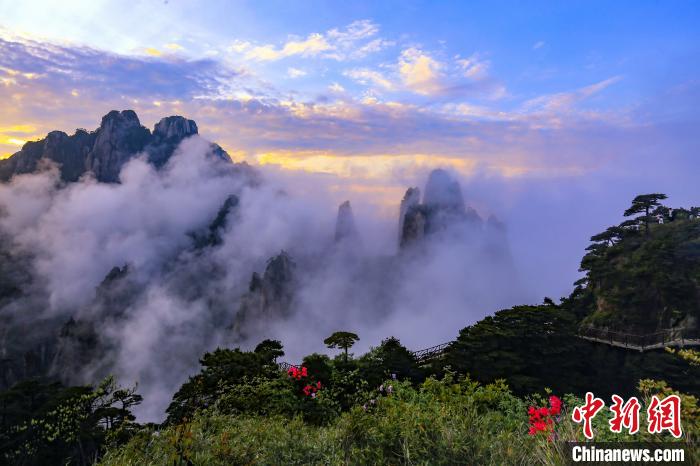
[0, 134, 615, 421]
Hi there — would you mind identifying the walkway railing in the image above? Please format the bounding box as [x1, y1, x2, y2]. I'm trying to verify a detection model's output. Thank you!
[278, 326, 700, 370]
[278, 341, 452, 371]
[412, 342, 451, 363]
[577, 326, 700, 352]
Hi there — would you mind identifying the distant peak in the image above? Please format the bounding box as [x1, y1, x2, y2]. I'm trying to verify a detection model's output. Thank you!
[423, 169, 465, 211]
[335, 200, 360, 243]
[153, 116, 198, 140]
[100, 109, 141, 128]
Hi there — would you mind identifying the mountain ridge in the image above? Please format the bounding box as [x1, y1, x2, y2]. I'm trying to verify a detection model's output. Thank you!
[0, 110, 230, 183]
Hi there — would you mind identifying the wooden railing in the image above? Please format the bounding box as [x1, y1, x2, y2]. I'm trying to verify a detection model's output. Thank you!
[412, 342, 451, 364]
[278, 341, 452, 371]
[278, 325, 700, 371]
[577, 326, 700, 352]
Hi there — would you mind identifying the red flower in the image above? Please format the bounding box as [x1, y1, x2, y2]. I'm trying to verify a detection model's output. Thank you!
[528, 395, 563, 437]
[549, 395, 562, 415]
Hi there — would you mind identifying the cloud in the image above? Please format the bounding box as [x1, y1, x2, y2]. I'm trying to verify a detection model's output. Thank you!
[230, 20, 390, 62]
[0, 33, 691, 192]
[0, 140, 531, 420]
[533, 41, 545, 50]
[456, 54, 490, 80]
[165, 43, 184, 51]
[398, 47, 444, 95]
[344, 68, 395, 90]
[287, 67, 307, 78]
[144, 47, 162, 57]
[343, 48, 503, 99]
[328, 82, 345, 93]
[245, 33, 331, 61]
[0, 37, 243, 102]
[522, 76, 623, 116]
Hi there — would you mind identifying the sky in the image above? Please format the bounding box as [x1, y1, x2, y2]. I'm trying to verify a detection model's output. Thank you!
[1, 0, 699, 297]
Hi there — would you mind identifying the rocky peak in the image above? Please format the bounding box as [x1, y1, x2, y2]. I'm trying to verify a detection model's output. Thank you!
[99, 109, 141, 130]
[334, 200, 360, 243]
[0, 109, 236, 184]
[191, 194, 239, 249]
[153, 116, 198, 141]
[423, 169, 465, 212]
[263, 251, 296, 300]
[398, 169, 482, 249]
[45, 131, 69, 145]
[231, 251, 297, 337]
[87, 110, 151, 182]
[398, 187, 421, 243]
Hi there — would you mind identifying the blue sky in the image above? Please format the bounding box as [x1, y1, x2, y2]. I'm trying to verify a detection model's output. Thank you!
[0, 0, 698, 198]
[0, 0, 699, 297]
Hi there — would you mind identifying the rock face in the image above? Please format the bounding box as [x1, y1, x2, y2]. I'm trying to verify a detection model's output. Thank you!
[398, 187, 421, 244]
[334, 200, 360, 243]
[0, 129, 96, 182]
[147, 116, 200, 168]
[423, 169, 465, 212]
[232, 251, 297, 337]
[0, 110, 229, 183]
[399, 169, 482, 248]
[191, 195, 239, 249]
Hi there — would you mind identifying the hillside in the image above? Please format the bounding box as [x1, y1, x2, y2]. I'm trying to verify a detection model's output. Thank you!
[574, 195, 700, 333]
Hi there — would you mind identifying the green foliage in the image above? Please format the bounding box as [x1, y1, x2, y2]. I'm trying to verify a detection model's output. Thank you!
[0, 376, 141, 466]
[446, 303, 586, 395]
[165, 347, 279, 424]
[324, 331, 360, 361]
[254, 339, 285, 362]
[358, 336, 423, 387]
[16, 191, 700, 464]
[301, 353, 334, 385]
[101, 375, 538, 465]
[572, 194, 700, 332]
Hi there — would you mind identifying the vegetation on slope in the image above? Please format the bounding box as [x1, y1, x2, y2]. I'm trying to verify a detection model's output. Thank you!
[574, 194, 700, 332]
[3, 193, 700, 465]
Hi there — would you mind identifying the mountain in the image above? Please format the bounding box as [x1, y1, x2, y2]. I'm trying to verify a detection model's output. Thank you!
[0, 110, 230, 183]
[575, 203, 700, 333]
[334, 200, 360, 244]
[232, 251, 297, 338]
[399, 169, 483, 249]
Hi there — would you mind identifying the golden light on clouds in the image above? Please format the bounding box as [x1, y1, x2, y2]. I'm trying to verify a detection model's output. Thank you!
[145, 47, 162, 57]
[0, 124, 42, 159]
[252, 149, 574, 181]
[0, 124, 37, 133]
[254, 150, 479, 179]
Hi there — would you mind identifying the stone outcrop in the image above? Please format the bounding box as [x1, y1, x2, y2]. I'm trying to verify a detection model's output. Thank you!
[146, 116, 199, 168]
[0, 110, 231, 183]
[334, 200, 360, 244]
[399, 169, 483, 249]
[398, 187, 420, 244]
[85, 110, 151, 182]
[191, 195, 240, 249]
[232, 251, 297, 338]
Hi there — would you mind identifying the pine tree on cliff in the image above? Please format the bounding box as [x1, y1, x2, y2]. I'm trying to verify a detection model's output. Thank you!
[624, 193, 667, 236]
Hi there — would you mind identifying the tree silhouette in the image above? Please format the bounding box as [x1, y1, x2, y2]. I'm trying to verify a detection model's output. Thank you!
[624, 193, 667, 236]
[254, 339, 285, 363]
[323, 331, 359, 362]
